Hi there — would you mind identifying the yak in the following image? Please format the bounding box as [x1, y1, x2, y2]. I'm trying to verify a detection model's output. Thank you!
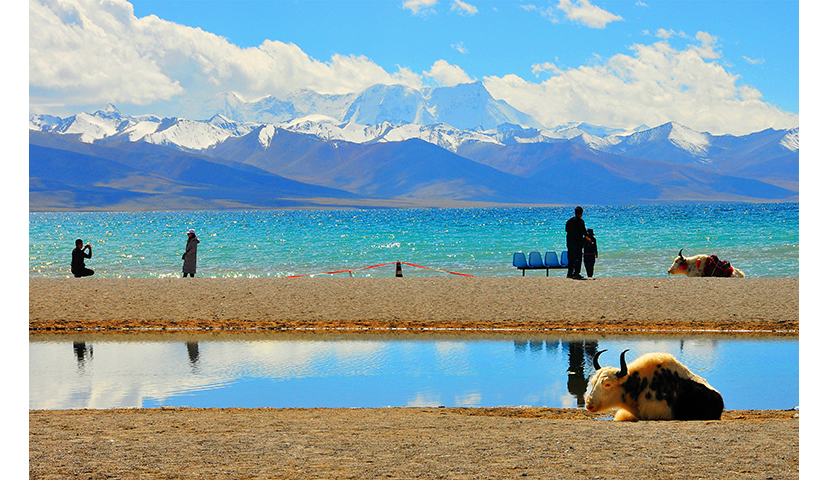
[667, 249, 745, 277]
[586, 349, 724, 421]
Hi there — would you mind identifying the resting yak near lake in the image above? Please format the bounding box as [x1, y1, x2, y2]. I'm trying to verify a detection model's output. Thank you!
[586, 349, 724, 421]
[667, 249, 745, 277]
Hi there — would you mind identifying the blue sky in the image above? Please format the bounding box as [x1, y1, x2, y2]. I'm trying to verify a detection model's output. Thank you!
[29, 0, 801, 134]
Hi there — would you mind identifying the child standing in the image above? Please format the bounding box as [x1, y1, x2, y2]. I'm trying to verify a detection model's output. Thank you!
[583, 228, 598, 278]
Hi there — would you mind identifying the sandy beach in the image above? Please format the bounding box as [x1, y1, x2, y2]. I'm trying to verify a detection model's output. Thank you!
[29, 276, 800, 478]
[29, 276, 798, 334]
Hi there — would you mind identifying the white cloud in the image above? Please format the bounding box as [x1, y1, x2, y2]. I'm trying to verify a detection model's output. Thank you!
[692, 31, 720, 59]
[656, 28, 675, 39]
[29, 0, 185, 107]
[451, 0, 478, 16]
[484, 35, 798, 135]
[744, 56, 765, 65]
[30, 0, 423, 114]
[522, 4, 560, 23]
[425, 59, 475, 86]
[402, 0, 438, 16]
[556, 0, 623, 29]
[452, 41, 468, 54]
[29, 1, 797, 136]
[531, 62, 563, 76]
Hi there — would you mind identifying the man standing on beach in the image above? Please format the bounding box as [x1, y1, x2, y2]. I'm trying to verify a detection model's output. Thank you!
[565, 206, 587, 279]
[182, 229, 199, 277]
[71, 239, 94, 278]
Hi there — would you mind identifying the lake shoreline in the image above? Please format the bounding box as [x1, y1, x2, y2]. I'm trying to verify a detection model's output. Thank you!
[30, 277, 799, 335]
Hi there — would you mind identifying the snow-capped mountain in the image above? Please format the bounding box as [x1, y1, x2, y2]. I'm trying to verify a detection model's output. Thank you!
[29, 79, 799, 210]
[180, 81, 543, 131]
[30, 102, 799, 176]
[589, 122, 714, 164]
[31, 82, 800, 164]
[30, 117, 799, 211]
[182, 90, 358, 125]
[34, 103, 129, 143]
[338, 81, 543, 131]
[30, 98, 799, 168]
[31, 105, 257, 151]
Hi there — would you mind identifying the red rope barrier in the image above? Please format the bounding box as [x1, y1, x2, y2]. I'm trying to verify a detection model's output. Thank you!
[285, 261, 473, 278]
[401, 262, 475, 277]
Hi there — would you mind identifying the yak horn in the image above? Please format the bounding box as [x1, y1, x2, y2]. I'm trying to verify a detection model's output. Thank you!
[593, 349, 607, 370]
[678, 248, 684, 259]
[618, 349, 630, 378]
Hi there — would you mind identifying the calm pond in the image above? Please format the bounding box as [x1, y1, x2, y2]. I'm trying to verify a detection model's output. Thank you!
[29, 333, 798, 411]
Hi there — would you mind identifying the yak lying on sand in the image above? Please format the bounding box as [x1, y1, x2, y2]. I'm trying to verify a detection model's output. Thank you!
[667, 249, 745, 277]
[586, 349, 724, 421]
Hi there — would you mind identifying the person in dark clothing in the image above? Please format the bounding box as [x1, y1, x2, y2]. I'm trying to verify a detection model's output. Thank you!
[583, 228, 598, 278]
[565, 206, 587, 279]
[71, 238, 94, 278]
[182, 229, 200, 277]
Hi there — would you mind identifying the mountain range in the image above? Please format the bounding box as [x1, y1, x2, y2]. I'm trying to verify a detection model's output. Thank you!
[29, 82, 798, 211]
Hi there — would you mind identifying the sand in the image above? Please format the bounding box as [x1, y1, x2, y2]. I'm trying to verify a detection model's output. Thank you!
[29, 408, 798, 479]
[29, 277, 798, 334]
[29, 277, 800, 478]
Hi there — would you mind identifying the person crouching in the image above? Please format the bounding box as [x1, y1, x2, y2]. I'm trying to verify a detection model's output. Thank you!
[71, 239, 94, 278]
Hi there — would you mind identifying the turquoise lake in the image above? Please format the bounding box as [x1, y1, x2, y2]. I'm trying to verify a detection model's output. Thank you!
[29, 203, 798, 278]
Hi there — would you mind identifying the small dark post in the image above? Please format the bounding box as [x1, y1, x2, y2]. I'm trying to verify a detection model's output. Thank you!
[395, 261, 403, 277]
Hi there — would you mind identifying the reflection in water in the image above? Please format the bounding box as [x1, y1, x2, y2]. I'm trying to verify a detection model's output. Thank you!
[566, 341, 598, 407]
[186, 342, 200, 370]
[513, 339, 599, 406]
[73, 342, 92, 370]
[30, 335, 798, 411]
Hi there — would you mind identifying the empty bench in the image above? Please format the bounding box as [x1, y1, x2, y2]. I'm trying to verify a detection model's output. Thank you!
[512, 251, 568, 276]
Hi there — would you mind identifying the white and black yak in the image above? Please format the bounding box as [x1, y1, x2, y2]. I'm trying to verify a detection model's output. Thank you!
[667, 249, 745, 277]
[586, 349, 724, 421]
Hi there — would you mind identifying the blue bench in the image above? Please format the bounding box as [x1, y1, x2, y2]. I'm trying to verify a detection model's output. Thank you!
[513, 251, 568, 276]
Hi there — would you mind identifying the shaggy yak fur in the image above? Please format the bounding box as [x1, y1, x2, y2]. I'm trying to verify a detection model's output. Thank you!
[586, 350, 724, 421]
[667, 249, 745, 277]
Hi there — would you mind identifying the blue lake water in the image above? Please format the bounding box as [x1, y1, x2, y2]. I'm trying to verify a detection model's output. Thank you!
[29, 334, 798, 411]
[29, 203, 798, 278]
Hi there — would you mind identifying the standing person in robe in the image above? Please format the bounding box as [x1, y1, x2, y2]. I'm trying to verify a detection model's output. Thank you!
[182, 229, 200, 277]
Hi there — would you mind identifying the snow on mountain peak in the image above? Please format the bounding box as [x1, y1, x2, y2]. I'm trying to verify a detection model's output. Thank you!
[28, 84, 798, 170]
[208, 113, 233, 124]
[780, 127, 799, 151]
[63, 111, 126, 143]
[287, 114, 341, 126]
[258, 124, 277, 148]
[100, 103, 120, 114]
[667, 122, 710, 158]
